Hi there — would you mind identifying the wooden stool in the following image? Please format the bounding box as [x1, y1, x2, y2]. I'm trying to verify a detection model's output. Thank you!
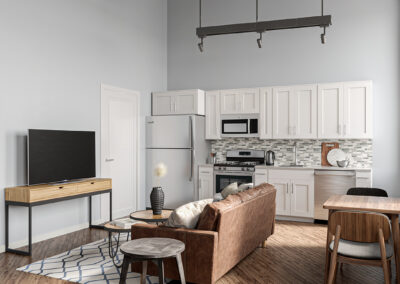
[119, 237, 185, 284]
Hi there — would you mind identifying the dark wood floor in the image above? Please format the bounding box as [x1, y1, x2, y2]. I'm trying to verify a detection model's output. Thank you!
[0, 221, 392, 283]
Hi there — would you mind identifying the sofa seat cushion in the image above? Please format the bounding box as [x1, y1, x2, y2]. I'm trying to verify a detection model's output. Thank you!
[329, 239, 393, 260]
[165, 199, 213, 229]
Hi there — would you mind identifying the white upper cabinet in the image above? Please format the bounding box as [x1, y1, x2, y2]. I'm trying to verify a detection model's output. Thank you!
[292, 85, 317, 139]
[343, 81, 373, 139]
[318, 81, 373, 139]
[272, 85, 317, 139]
[205, 91, 221, 140]
[152, 89, 205, 116]
[318, 83, 344, 139]
[259, 88, 273, 139]
[273, 87, 292, 139]
[220, 88, 259, 114]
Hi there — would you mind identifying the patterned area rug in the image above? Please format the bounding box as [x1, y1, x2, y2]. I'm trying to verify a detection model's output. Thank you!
[17, 233, 158, 284]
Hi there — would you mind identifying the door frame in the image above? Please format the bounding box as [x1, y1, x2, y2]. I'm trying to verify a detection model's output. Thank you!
[100, 83, 140, 222]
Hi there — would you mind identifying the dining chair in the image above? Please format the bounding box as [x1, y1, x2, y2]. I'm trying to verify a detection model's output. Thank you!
[346, 187, 388, 197]
[326, 210, 393, 284]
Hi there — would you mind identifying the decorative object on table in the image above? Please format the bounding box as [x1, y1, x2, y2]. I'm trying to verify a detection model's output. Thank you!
[164, 198, 213, 229]
[151, 163, 167, 215]
[17, 236, 159, 284]
[321, 142, 339, 166]
[207, 152, 216, 164]
[327, 148, 347, 167]
[130, 209, 173, 225]
[337, 160, 350, 168]
[110, 217, 137, 229]
[119, 237, 186, 284]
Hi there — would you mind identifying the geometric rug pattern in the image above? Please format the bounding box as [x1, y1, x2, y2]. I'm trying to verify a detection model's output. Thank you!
[17, 233, 159, 284]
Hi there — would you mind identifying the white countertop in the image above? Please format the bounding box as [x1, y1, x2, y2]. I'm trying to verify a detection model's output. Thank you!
[255, 165, 372, 171]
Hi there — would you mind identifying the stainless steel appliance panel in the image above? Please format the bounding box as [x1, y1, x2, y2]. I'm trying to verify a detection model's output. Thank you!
[314, 170, 356, 220]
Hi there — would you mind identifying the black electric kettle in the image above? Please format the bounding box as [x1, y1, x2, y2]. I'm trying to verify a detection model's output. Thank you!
[266, 150, 275, 166]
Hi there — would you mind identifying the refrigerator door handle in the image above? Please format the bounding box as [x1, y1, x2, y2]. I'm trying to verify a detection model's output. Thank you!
[190, 116, 194, 181]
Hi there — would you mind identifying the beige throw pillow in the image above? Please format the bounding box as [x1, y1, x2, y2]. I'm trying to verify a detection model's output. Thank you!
[238, 183, 254, 192]
[220, 182, 239, 199]
[164, 199, 213, 229]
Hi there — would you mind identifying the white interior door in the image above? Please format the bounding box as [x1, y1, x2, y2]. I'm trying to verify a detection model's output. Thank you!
[101, 84, 140, 220]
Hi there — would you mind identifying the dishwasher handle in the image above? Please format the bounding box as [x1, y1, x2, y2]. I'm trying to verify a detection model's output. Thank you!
[314, 170, 355, 177]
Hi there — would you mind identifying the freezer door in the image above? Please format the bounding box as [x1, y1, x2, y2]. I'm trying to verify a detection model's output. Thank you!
[146, 149, 195, 209]
[146, 116, 191, 149]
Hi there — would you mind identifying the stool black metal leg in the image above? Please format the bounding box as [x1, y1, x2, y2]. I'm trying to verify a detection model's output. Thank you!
[140, 261, 148, 284]
[119, 256, 130, 284]
[176, 253, 186, 284]
[158, 259, 165, 284]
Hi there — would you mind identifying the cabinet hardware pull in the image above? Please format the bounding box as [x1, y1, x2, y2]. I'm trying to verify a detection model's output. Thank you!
[344, 124, 347, 135]
[59, 186, 64, 189]
[286, 183, 289, 194]
[91, 182, 95, 184]
[292, 183, 294, 194]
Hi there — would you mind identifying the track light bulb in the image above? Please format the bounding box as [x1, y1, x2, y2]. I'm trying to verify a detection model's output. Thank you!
[257, 33, 262, 48]
[198, 38, 204, 52]
[321, 28, 326, 44]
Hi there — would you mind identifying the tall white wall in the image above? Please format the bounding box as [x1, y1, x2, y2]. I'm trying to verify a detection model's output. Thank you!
[0, 0, 167, 251]
[167, 0, 400, 196]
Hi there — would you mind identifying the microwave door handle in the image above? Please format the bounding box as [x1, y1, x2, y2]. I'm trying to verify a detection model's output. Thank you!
[189, 116, 194, 182]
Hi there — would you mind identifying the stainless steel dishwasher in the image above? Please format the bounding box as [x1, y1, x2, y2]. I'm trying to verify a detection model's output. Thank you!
[314, 170, 356, 220]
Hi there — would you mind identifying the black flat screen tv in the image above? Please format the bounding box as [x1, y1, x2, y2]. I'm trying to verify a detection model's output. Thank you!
[28, 129, 95, 185]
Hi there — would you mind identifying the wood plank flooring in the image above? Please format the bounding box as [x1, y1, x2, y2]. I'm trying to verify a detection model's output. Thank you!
[0, 221, 391, 283]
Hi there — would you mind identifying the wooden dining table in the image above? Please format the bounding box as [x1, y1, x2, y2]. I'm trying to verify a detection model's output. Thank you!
[323, 194, 400, 283]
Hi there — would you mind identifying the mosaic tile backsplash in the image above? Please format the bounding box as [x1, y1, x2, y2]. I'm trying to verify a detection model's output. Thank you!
[211, 138, 373, 168]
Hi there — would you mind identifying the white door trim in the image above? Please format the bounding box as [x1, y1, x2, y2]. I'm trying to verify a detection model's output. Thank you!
[100, 83, 140, 222]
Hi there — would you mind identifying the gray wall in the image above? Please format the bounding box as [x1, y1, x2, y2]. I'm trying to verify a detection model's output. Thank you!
[168, 0, 400, 196]
[0, 0, 167, 250]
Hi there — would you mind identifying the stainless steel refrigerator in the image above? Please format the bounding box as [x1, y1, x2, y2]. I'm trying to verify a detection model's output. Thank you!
[146, 115, 210, 209]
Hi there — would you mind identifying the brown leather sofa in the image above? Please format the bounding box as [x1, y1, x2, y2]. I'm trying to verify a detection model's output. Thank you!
[131, 183, 276, 284]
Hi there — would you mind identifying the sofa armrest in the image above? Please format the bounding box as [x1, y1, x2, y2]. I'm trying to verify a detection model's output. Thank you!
[131, 224, 219, 284]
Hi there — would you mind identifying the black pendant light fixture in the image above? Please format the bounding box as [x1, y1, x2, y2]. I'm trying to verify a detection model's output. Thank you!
[197, 0, 332, 52]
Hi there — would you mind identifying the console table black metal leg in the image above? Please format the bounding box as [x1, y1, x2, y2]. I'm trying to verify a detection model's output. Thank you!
[5, 203, 32, 256]
[110, 190, 112, 221]
[89, 190, 112, 229]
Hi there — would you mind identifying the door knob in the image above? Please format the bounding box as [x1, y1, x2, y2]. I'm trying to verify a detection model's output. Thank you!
[105, 158, 115, 162]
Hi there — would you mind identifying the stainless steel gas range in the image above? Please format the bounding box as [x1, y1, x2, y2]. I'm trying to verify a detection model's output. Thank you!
[214, 150, 265, 193]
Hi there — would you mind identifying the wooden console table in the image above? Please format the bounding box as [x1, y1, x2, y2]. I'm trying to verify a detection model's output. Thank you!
[5, 178, 112, 256]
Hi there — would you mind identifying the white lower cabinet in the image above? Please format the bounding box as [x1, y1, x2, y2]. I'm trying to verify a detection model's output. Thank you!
[269, 170, 314, 218]
[355, 170, 372, 187]
[198, 166, 214, 200]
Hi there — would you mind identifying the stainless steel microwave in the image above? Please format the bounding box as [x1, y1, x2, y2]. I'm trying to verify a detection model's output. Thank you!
[221, 115, 259, 137]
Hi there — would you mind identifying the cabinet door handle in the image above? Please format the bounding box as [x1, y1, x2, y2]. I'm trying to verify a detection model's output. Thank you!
[338, 125, 342, 135]
[344, 124, 347, 135]
[292, 183, 294, 194]
[294, 126, 297, 135]
[174, 102, 177, 112]
[286, 183, 289, 194]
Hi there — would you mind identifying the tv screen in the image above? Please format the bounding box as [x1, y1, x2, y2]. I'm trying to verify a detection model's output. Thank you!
[28, 129, 95, 185]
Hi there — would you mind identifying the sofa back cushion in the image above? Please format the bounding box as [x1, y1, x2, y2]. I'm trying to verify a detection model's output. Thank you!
[196, 193, 242, 231]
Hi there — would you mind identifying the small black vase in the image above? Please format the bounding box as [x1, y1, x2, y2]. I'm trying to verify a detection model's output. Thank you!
[150, 187, 164, 215]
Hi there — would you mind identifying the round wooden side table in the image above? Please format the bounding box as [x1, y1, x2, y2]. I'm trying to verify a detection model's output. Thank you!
[130, 209, 173, 225]
[104, 222, 131, 268]
[119, 237, 186, 284]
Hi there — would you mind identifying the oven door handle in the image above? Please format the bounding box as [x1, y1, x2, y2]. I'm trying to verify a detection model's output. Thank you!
[214, 171, 254, 176]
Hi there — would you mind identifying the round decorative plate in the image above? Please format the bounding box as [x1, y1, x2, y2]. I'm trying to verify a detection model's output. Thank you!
[327, 148, 346, 166]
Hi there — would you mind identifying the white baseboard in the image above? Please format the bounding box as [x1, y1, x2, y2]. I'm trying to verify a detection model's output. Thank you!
[0, 218, 104, 254]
